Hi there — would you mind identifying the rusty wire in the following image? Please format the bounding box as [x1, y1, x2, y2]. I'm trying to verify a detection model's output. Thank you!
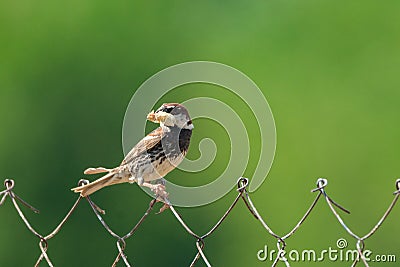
[1, 177, 399, 267]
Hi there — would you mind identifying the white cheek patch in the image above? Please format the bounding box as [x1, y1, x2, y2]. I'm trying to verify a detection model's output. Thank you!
[186, 123, 194, 130]
[163, 113, 176, 126]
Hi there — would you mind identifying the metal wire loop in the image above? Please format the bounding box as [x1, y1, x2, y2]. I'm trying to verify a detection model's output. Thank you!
[237, 177, 249, 192]
[4, 179, 14, 189]
[311, 178, 328, 192]
[78, 179, 90, 186]
[393, 178, 400, 195]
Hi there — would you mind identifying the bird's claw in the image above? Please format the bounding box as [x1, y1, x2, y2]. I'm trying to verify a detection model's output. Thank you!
[156, 203, 170, 214]
[151, 184, 169, 199]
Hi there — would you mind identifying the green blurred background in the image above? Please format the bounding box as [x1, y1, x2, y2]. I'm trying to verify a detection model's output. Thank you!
[1, 1, 400, 266]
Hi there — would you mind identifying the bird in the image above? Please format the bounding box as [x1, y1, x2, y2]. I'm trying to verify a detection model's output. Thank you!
[71, 103, 193, 200]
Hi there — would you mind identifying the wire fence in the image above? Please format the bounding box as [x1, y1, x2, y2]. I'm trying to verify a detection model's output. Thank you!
[1, 177, 399, 267]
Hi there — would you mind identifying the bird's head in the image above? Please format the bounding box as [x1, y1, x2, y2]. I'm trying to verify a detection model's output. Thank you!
[147, 103, 194, 130]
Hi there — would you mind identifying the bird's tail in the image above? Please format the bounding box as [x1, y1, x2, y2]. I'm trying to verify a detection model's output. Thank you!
[71, 167, 127, 197]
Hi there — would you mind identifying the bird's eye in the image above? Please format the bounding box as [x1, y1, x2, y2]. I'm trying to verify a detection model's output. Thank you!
[163, 107, 174, 113]
[187, 120, 192, 125]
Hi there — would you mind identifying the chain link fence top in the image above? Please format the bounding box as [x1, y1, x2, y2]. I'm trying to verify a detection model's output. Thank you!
[1, 177, 399, 267]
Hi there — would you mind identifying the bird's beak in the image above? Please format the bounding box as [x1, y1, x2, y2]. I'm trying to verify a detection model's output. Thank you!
[147, 111, 175, 126]
[147, 110, 157, 122]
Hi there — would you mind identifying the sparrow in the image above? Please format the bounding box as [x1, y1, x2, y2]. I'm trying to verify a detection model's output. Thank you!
[71, 103, 193, 200]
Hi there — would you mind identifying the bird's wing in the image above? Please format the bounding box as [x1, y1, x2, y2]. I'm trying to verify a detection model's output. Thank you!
[120, 127, 165, 166]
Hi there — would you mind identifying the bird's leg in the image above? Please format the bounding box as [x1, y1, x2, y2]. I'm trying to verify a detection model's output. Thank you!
[131, 177, 170, 212]
[138, 178, 169, 201]
[140, 181, 169, 199]
[152, 178, 168, 199]
[153, 178, 170, 213]
[156, 178, 166, 186]
[84, 167, 112, 175]
[129, 176, 167, 198]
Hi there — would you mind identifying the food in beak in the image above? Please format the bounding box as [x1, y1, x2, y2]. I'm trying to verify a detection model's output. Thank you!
[147, 110, 157, 122]
[147, 111, 173, 125]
